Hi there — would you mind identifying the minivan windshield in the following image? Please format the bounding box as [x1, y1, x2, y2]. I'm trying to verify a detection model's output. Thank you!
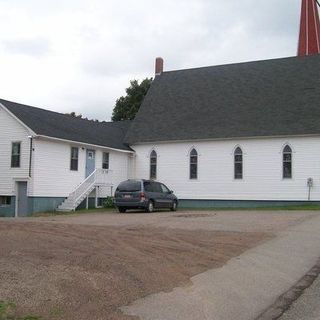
[116, 181, 141, 192]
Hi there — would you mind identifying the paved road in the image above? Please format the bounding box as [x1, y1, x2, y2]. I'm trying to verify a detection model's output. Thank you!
[280, 276, 320, 320]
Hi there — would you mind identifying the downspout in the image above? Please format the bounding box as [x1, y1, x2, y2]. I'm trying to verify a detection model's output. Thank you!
[28, 136, 33, 177]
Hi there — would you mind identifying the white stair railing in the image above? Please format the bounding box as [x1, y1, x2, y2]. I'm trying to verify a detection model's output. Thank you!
[58, 169, 113, 211]
[95, 168, 113, 186]
[70, 171, 95, 204]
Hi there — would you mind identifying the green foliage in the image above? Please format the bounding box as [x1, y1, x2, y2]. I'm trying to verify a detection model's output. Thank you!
[0, 301, 41, 320]
[0, 301, 16, 320]
[103, 196, 115, 208]
[112, 78, 153, 121]
[65, 112, 99, 122]
[65, 111, 83, 118]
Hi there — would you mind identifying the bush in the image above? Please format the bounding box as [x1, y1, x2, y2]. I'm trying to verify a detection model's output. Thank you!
[102, 196, 115, 208]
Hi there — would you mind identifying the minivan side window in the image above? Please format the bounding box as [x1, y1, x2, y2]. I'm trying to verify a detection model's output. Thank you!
[160, 184, 170, 193]
[144, 181, 153, 192]
[152, 182, 162, 192]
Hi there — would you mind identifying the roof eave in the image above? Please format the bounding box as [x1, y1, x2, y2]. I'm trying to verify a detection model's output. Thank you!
[128, 133, 320, 146]
[35, 135, 135, 153]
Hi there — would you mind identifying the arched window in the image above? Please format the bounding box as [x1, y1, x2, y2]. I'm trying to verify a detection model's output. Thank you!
[190, 148, 198, 180]
[283, 145, 292, 179]
[234, 147, 243, 180]
[150, 150, 157, 180]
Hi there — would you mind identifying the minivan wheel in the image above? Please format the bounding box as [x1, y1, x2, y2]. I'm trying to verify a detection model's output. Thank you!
[146, 201, 154, 213]
[171, 200, 178, 212]
[118, 207, 126, 213]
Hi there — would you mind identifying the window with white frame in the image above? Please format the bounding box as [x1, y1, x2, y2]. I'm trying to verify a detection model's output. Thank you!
[70, 147, 79, 171]
[190, 148, 198, 180]
[234, 147, 243, 179]
[11, 142, 21, 168]
[283, 145, 292, 179]
[150, 150, 157, 180]
[102, 152, 109, 169]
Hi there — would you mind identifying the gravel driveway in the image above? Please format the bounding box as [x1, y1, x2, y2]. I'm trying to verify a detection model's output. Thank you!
[0, 210, 317, 320]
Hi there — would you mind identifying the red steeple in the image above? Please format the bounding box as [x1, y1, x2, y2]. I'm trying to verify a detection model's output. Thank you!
[298, 0, 320, 56]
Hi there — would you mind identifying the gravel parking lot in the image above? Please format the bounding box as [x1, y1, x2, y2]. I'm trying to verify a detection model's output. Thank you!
[0, 210, 317, 320]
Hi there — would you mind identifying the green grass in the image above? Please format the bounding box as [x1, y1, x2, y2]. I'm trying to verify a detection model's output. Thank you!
[30, 203, 320, 217]
[180, 204, 320, 211]
[31, 207, 115, 217]
[0, 301, 42, 320]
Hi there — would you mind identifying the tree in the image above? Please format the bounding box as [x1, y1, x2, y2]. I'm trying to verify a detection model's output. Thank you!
[112, 78, 153, 121]
[65, 112, 99, 122]
[66, 112, 83, 118]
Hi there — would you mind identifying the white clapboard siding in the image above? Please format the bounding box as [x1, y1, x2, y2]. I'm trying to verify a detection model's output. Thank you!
[32, 138, 131, 197]
[132, 136, 320, 201]
[0, 106, 31, 195]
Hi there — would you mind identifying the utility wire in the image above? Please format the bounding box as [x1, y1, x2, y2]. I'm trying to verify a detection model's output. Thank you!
[316, 0, 320, 8]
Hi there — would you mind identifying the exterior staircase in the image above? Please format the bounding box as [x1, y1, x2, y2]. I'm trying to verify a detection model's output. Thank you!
[57, 169, 113, 212]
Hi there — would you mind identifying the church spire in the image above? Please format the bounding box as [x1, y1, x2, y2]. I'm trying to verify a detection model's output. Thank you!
[298, 0, 320, 56]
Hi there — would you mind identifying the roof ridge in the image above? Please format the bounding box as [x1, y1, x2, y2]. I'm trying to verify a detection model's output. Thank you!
[125, 53, 320, 144]
[161, 55, 314, 75]
[0, 98, 130, 126]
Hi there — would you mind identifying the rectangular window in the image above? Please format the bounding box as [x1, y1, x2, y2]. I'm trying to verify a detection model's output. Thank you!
[234, 154, 243, 179]
[234, 163, 243, 179]
[234, 147, 243, 180]
[150, 163, 157, 180]
[0, 196, 11, 206]
[11, 142, 21, 168]
[102, 152, 109, 169]
[150, 151, 157, 180]
[283, 153, 292, 179]
[190, 156, 198, 179]
[190, 164, 197, 179]
[70, 147, 79, 171]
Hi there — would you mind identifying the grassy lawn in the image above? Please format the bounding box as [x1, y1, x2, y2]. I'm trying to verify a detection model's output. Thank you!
[31, 207, 115, 217]
[29, 203, 320, 218]
[182, 204, 320, 211]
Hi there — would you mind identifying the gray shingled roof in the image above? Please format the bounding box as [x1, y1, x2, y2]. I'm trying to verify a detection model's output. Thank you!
[0, 99, 132, 151]
[125, 55, 320, 144]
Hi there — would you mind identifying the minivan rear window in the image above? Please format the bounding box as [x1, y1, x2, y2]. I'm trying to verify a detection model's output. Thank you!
[117, 181, 141, 192]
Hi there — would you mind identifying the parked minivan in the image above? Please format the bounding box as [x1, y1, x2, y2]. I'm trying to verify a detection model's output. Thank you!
[114, 179, 178, 213]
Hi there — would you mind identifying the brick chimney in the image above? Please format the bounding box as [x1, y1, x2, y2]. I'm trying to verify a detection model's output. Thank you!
[298, 0, 320, 56]
[155, 57, 164, 76]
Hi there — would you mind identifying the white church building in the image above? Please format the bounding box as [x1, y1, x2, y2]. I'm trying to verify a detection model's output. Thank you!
[1, 0, 320, 217]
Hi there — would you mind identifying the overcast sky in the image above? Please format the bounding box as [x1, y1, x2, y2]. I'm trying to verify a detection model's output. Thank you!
[0, 0, 302, 121]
